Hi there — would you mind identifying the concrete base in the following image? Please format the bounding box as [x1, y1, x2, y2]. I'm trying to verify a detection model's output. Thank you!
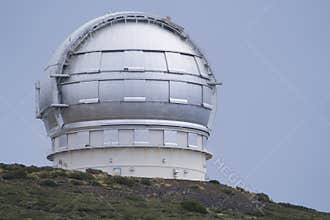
[53, 147, 207, 181]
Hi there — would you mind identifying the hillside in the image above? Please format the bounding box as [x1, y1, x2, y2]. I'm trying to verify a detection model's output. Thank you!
[0, 164, 328, 220]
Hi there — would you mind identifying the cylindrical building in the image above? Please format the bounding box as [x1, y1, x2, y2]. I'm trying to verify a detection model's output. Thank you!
[36, 12, 219, 181]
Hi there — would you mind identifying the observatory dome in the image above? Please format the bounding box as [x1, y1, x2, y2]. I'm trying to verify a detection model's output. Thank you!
[36, 12, 219, 180]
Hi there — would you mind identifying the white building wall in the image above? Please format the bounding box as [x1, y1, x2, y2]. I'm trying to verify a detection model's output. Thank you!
[53, 147, 207, 181]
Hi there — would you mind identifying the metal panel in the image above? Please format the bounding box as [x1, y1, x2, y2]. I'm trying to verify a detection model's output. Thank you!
[90, 130, 104, 147]
[146, 80, 169, 102]
[203, 86, 213, 109]
[59, 135, 68, 148]
[101, 51, 125, 71]
[77, 131, 90, 147]
[124, 80, 146, 101]
[149, 130, 163, 146]
[124, 51, 144, 69]
[65, 52, 101, 74]
[177, 131, 188, 147]
[188, 133, 198, 148]
[134, 129, 149, 145]
[104, 129, 119, 145]
[144, 52, 167, 71]
[68, 132, 78, 148]
[77, 22, 197, 55]
[119, 129, 134, 145]
[196, 134, 203, 148]
[99, 80, 124, 101]
[166, 52, 199, 75]
[196, 57, 210, 78]
[62, 81, 99, 105]
[169, 81, 188, 104]
[187, 83, 202, 105]
[164, 130, 177, 146]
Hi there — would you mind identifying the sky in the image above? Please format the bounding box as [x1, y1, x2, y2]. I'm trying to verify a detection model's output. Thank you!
[0, 0, 329, 212]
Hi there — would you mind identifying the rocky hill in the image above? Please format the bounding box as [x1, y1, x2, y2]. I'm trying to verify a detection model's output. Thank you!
[0, 163, 328, 220]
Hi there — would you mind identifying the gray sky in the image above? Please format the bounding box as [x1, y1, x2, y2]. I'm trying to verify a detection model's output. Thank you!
[0, 0, 329, 212]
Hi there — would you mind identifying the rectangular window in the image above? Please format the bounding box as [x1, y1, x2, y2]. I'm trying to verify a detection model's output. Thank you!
[113, 168, 121, 175]
[90, 130, 104, 147]
[149, 130, 164, 146]
[188, 133, 198, 148]
[134, 129, 149, 145]
[104, 129, 119, 145]
[67, 132, 78, 148]
[77, 131, 90, 147]
[119, 129, 134, 145]
[177, 131, 188, 147]
[58, 134, 68, 148]
[164, 130, 177, 146]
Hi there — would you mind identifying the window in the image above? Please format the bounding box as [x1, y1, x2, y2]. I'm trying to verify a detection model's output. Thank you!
[176, 131, 188, 147]
[68, 131, 89, 148]
[188, 133, 203, 148]
[164, 130, 177, 146]
[134, 129, 149, 145]
[166, 52, 199, 75]
[119, 129, 134, 145]
[99, 80, 124, 101]
[149, 130, 164, 146]
[104, 129, 119, 145]
[58, 134, 68, 148]
[113, 168, 121, 175]
[90, 130, 104, 147]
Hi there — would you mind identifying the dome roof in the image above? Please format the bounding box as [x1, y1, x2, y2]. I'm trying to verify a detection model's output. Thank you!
[37, 12, 218, 138]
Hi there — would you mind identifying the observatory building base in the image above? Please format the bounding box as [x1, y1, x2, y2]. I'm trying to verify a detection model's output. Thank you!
[52, 147, 208, 181]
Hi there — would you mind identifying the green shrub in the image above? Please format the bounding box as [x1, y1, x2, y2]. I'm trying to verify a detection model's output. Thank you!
[39, 179, 58, 187]
[236, 186, 245, 192]
[181, 200, 207, 214]
[256, 193, 270, 202]
[68, 171, 93, 181]
[209, 180, 220, 184]
[112, 175, 136, 187]
[222, 188, 235, 196]
[86, 168, 103, 175]
[2, 169, 27, 180]
[140, 178, 151, 186]
[70, 179, 84, 185]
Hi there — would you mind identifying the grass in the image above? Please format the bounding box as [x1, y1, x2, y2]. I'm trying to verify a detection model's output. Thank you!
[0, 163, 329, 220]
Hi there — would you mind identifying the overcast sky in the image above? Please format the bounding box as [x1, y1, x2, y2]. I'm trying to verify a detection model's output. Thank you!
[0, 0, 329, 212]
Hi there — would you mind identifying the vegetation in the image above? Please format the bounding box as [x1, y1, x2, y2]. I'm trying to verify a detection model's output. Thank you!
[0, 163, 329, 220]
